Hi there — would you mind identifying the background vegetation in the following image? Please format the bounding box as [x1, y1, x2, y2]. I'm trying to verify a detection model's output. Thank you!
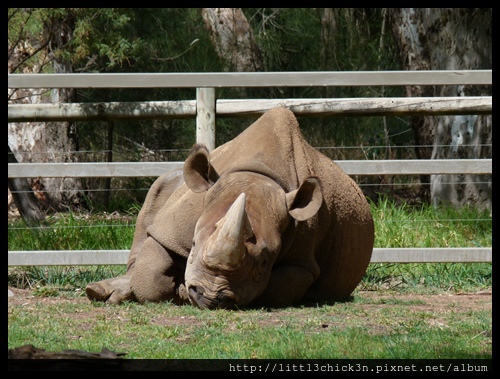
[9, 8, 411, 211]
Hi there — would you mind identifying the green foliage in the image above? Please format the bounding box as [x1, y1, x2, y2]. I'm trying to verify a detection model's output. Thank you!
[9, 8, 409, 159]
[247, 8, 322, 72]
[240, 9, 407, 159]
[363, 262, 491, 294]
[372, 196, 492, 249]
[8, 266, 126, 290]
[8, 212, 135, 252]
[8, 9, 48, 73]
[47, 8, 146, 70]
[9, 8, 419, 210]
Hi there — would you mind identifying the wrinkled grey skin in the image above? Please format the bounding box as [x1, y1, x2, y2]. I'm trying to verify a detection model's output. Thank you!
[86, 152, 322, 309]
[184, 170, 322, 309]
[86, 107, 374, 309]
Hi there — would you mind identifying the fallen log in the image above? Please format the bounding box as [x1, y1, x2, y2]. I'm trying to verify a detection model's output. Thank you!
[8, 344, 126, 359]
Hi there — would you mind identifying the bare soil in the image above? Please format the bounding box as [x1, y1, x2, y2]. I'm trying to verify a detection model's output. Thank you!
[8, 286, 492, 328]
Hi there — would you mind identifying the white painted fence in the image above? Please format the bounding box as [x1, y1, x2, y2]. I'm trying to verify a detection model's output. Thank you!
[7, 71, 492, 266]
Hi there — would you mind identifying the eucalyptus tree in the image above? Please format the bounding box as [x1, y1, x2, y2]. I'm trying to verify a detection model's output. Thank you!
[9, 8, 84, 219]
[201, 8, 263, 73]
[388, 8, 492, 210]
[8, 8, 149, 213]
[10, 8, 488, 218]
[8, 8, 219, 212]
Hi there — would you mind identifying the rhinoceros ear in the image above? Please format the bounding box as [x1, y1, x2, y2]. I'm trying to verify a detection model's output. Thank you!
[183, 144, 219, 193]
[286, 177, 323, 221]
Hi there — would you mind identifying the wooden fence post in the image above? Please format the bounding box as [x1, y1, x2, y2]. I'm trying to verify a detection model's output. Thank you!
[196, 88, 216, 151]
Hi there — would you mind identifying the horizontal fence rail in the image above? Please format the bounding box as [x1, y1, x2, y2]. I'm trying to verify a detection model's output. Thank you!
[7, 248, 492, 266]
[8, 70, 493, 88]
[8, 70, 492, 266]
[7, 159, 492, 178]
[7, 97, 492, 122]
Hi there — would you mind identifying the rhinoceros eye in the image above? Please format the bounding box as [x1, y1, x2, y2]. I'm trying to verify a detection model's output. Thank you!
[245, 235, 257, 245]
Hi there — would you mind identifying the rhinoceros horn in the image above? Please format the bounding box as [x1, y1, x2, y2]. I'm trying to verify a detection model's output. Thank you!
[203, 193, 253, 270]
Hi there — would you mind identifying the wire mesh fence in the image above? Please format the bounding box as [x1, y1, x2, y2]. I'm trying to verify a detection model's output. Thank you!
[8, 71, 492, 265]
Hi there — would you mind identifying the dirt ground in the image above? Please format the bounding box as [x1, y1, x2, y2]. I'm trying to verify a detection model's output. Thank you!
[8, 286, 492, 328]
[8, 285, 492, 363]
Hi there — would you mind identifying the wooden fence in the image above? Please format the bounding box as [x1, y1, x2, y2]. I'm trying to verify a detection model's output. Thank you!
[7, 71, 492, 266]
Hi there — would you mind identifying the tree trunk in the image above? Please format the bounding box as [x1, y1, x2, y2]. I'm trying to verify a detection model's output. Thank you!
[8, 11, 84, 214]
[8, 145, 47, 227]
[388, 8, 492, 210]
[200, 8, 265, 135]
[201, 8, 263, 73]
[320, 8, 338, 99]
[44, 14, 84, 210]
[103, 121, 114, 209]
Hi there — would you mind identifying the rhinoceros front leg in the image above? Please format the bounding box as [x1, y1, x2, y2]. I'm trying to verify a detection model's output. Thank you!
[86, 275, 136, 304]
[125, 170, 185, 274]
[85, 171, 185, 304]
[252, 266, 315, 308]
[130, 236, 189, 304]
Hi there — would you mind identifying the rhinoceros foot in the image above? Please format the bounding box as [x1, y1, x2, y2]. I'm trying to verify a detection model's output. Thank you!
[86, 276, 136, 305]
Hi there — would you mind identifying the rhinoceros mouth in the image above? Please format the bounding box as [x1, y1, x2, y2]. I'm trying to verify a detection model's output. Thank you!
[188, 285, 237, 310]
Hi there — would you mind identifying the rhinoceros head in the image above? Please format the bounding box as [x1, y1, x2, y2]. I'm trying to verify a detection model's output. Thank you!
[182, 144, 323, 309]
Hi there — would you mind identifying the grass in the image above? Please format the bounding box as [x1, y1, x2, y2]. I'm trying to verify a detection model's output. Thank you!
[7, 198, 492, 360]
[372, 197, 491, 249]
[7, 292, 491, 359]
[8, 211, 136, 251]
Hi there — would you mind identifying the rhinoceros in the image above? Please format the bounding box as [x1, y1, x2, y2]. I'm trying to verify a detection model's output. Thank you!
[86, 107, 374, 309]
